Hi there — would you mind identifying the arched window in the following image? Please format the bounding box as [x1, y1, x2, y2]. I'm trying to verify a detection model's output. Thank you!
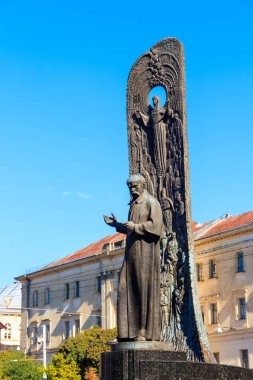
[4, 323, 11, 340]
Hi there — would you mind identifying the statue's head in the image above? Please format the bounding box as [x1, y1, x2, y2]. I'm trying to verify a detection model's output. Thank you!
[127, 174, 146, 199]
[133, 123, 140, 131]
[152, 96, 160, 108]
[175, 191, 182, 201]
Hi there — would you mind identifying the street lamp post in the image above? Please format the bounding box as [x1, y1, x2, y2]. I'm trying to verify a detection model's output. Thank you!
[42, 325, 47, 380]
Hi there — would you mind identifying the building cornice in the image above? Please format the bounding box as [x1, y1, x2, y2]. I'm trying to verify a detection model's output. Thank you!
[208, 327, 253, 340]
[195, 237, 253, 257]
[195, 223, 253, 248]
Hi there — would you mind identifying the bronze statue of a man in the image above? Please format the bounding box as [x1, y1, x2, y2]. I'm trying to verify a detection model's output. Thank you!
[104, 174, 163, 341]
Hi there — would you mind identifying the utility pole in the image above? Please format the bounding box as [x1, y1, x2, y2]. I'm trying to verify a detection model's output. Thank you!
[42, 325, 47, 379]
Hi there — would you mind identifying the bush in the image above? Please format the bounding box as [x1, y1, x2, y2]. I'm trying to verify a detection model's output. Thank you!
[46, 352, 81, 380]
[55, 326, 117, 378]
[2, 360, 42, 380]
[0, 350, 42, 380]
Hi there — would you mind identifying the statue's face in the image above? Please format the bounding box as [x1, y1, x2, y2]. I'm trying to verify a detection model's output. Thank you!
[152, 96, 160, 107]
[128, 180, 144, 199]
[176, 192, 181, 201]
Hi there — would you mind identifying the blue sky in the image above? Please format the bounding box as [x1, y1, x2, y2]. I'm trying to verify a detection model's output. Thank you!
[0, 0, 252, 288]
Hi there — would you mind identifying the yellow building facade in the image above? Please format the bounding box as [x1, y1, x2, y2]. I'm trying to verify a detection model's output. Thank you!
[194, 211, 253, 368]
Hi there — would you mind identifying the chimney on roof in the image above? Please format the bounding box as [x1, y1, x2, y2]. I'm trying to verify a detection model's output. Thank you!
[223, 212, 232, 219]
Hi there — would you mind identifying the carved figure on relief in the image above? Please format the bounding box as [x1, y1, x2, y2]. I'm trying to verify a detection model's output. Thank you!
[160, 231, 178, 341]
[173, 170, 182, 192]
[160, 287, 170, 340]
[173, 113, 183, 148]
[129, 123, 142, 171]
[161, 190, 174, 233]
[135, 95, 174, 195]
[175, 191, 185, 216]
[175, 251, 186, 325]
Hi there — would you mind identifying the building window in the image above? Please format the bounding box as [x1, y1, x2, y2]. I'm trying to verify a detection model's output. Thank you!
[197, 264, 203, 281]
[210, 303, 218, 324]
[237, 252, 245, 273]
[64, 283, 70, 300]
[65, 321, 70, 339]
[97, 276, 101, 293]
[209, 260, 217, 279]
[201, 306, 205, 323]
[240, 349, 249, 369]
[74, 281, 80, 298]
[31, 326, 38, 345]
[94, 316, 101, 327]
[239, 298, 246, 320]
[33, 290, 39, 307]
[213, 352, 220, 363]
[102, 243, 110, 253]
[44, 288, 50, 304]
[114, 240, 124, 249]
[4, 323, 11, 340]
[74, 320, 80, 336]
[46, 324, 50, 343]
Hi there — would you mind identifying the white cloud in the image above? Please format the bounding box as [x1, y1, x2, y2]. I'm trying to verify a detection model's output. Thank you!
[75, 191, 93, 200]
[62, 191, 71, 197]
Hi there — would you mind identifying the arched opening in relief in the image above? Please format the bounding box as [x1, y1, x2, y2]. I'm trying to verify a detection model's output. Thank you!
[148, 86, 167, 107]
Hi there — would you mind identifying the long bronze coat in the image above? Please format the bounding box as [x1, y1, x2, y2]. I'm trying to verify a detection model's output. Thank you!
[116, 190, 163, 340]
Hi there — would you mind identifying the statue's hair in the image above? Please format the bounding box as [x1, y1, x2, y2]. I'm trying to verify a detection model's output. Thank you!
[152, 95, 160, 102]
[127, 174, 146, 186]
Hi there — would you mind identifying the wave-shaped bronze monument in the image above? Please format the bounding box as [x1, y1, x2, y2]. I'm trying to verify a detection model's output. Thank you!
[101, 37, 253, 380]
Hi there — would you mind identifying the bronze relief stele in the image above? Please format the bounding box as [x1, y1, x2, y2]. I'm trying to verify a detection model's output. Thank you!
[104, 37, 215, 363]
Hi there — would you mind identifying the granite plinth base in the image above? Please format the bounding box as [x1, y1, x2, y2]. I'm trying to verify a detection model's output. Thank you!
[100, 349, 253, 380]
[110, 341, 174, 351]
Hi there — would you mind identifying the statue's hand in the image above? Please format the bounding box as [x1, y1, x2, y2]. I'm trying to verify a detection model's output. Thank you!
[103, 213, 117, 227]
[123, 221, 135, 231]
[167, 107, 174, 118]
[135, 109, 141, 118]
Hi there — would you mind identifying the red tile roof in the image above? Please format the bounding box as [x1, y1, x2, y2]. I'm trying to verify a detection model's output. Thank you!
[44, 211, 253, 270]
[192, 221, 211, 232]
[44, 232, 126, 269]
[198, 211, 253, 238]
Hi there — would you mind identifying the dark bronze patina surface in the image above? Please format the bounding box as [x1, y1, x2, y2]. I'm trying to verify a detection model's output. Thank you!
[104, 175, 163, 342]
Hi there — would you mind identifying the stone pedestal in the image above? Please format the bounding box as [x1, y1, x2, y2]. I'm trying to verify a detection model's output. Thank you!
[101, 346, 253, 380]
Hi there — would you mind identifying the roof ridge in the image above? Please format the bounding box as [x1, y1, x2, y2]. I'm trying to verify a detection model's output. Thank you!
[42, 232, 123, 269]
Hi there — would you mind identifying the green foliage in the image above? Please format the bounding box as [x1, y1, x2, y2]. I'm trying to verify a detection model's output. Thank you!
[0, 350, 25, 380]
[0, 350, 25, 363]
[46, 352, 81, 380]
[57, 326, 117, 377]
[0, 350, 42, 380]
